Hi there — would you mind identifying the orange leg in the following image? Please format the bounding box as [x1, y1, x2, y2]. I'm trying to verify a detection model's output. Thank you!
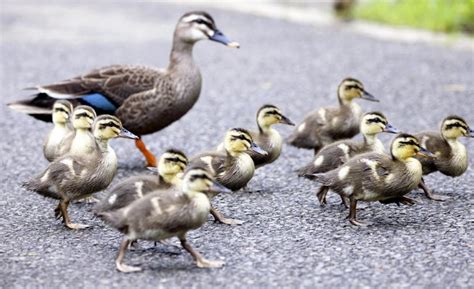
[135, 138, 157, 167]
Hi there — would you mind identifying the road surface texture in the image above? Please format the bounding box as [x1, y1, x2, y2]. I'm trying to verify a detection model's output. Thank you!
[1, 2, 473, 288]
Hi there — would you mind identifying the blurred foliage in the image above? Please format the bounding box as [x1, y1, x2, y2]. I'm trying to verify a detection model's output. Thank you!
[353, 0, 474, 34]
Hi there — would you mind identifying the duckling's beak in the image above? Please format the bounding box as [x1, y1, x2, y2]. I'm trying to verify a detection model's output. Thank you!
[360, 90, 379, 102]
[383, 123, 400, 134]
[279, 115, 295, 126]
[416, 146, 435, 158]
[250, 142, 268, 156]
[118, 128, 139, 139]
[209, 29, 240, 48]
[209, 181, 232, 194]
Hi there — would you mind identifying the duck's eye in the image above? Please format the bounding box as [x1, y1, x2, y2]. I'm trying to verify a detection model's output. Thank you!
[195, 19, 205, 24]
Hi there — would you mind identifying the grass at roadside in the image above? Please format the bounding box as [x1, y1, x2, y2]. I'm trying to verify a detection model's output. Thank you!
[353, 0, 474, 34]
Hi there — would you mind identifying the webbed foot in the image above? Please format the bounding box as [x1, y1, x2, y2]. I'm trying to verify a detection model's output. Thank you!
[65, 223, 90, 230]
[349, 218, 371, 227]
[217, 218, 244, 225]
[426, 192, 449, 201]
[196, 258, 225, 268]
[116, 262, 142, 273]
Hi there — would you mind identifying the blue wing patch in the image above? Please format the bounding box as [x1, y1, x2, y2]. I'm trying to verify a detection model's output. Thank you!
[81, 93, 117, 113]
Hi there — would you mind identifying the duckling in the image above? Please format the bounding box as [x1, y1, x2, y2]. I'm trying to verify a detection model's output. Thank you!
[23, 115, 138, 229]
[298, 112, 400, 206]
[94, 149, 188, 213]
[415, 115, 473, 201]
[308, 134, 432, 226]
[8, 11, 239, 167]
[191, 128, 267, 225]
[288, 78, 379, 153]
[43, 100, 74, 162]
[98, 165, 230, 273]
[57, 105, 97, 158]
[227, 104, 294, 168]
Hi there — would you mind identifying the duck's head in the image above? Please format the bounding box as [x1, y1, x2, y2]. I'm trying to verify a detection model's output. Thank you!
[337, 78, 378, 104]
[182, 165, 231, 195]
[92, 115, 138, 141]
[72, 105, 96, 129]
[441, 115, 473, 140]
[52, 100, 73, 125]
[391, 133, 433, 161]
[360, 112, 400, 136]
[176, 11, 239, 48]
[224, 128, 267, 156]
[158, 149, 188, 177]
[257, 104, 294, 131]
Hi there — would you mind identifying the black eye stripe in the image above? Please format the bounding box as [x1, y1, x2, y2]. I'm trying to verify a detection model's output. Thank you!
[231, 135, 252, 144]
[399, 140, 419, 147]
[165, 157, 187, 165]
[98, 121, 120, 130]
[265, 110, 280, 116]
[54, 107, 69, 113]
[193, 19, 213, 30]
[366, 118, 386, 125]
[345, 85, 362, 90]
[446, 122, 468, 130]
[189, 173, 211, 182]
[75, 112, 93, 119]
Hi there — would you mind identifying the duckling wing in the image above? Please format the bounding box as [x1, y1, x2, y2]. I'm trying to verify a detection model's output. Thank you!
[190, 151, 228, 176]
[415, 131, 448, 174]
[106, 191, 194, 237]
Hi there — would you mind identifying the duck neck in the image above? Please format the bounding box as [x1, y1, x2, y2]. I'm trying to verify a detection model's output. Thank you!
[54, 122, 67, 129]
[169, 37, 195, 72]
[363, 134, 377, 146]
[95, 138, 110, 152]
[160, 172, 178, 185]
[258, 122, 273, 134]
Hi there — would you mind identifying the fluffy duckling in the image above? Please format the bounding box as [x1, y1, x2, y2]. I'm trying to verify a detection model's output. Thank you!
[99, 165, 230, 273]
[191, 128, 267, 225]
[24, 115, 138, 229]
[309, 134, 432, 226]
[288, 78, 379, 153]
[43, 100, 74, 162]
[95, 149, 188, 213]
[57, 105, 97, 158]
[243, 105, 294, 168]
[416, 115, 473, 201]
[298, 112, 400, 206]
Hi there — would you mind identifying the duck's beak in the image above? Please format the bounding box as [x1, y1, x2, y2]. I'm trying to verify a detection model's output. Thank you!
[279, 115, 295, 126]
[250, 142, 268, 156]
[119, 128, 139, 139]
[360, 90, 379, 102]
[209, 29, 240, 48]
[209, 180, 232, 194]
[416, 146, 435, 158]
[468, 128, 474, 138]
[383, 123, 400, 134]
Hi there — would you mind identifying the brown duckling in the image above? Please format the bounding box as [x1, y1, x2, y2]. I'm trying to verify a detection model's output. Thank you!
[309, 134, 432, 226]
[94, 149, 188, 213]
[43, 100, 74, 162]
[24, 115, 138, 229]
[98, 165, 230, 273]
[416, 115, 473, 201]
[298, 112, 400, 206]
[288, 78, 378, 153]
[191, 128, 267, 224]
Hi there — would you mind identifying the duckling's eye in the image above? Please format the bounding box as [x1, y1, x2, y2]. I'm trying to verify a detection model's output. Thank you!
[54, 108, 68, 113]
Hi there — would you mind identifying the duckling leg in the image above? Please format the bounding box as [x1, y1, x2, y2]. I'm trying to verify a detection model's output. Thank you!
[339, 195, 349, 208]
[179, 237, 225, 268]
[116, 238, 142, 273]
[54, 203, 62, 219]
[347, 198, 368, 227]
[316, 186, 329, 206]
[418, 178, 449, 201]
[210, 207, 244, 225]
[59, 199, 90, 230]
[135, 138, 157, 167]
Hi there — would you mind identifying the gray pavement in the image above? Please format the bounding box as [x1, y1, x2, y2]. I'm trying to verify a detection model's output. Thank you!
[1, 2, 473, 288]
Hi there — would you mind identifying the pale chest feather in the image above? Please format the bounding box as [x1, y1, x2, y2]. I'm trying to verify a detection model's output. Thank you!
[443, 140, 468, 176]
[404, 158, 423, 186]
[260, 129, 283, 162]
[46, 126, 69, 147]
[69, 131, 96, 156]
[369, 139, 385, 154]
[190, 193, 211, 226]
[236, 153, 256, 181]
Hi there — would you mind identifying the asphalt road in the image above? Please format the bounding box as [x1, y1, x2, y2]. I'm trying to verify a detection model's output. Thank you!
[1, 2, 473, 288]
